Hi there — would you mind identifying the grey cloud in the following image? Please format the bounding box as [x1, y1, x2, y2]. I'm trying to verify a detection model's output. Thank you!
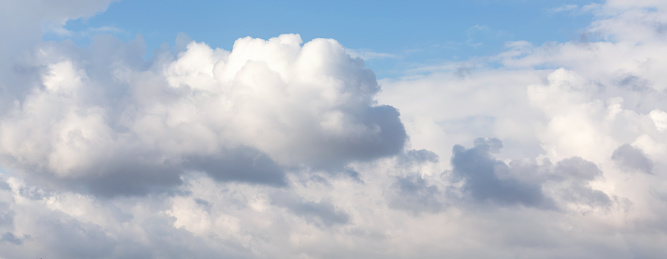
[27, 140, 284, 198]
[272, 193, 350, 227]
[451, 138, 555, 209]
[29, 153, 185, 198]
[451, 138, 612, 209]
[81, 162, 184, 198]
[553, 157, 603, 181]
[194, 198, 211, 211]
[0, 203, 12, 227]
[0, 180, 9, 190]
[42, 147, 286, 198]
[300, 167, 363, 185]
[360, 105, 407, 160]
[298, 174, 332, 187]
[385, 148, 442, 214]
[306, 105, 407, 169]
[186, 147, 287, 187]
[612, 144, 653, 174]
[137, 215, 249, 259]
[617, 74, 652, 92]
[388, 175, 444, 214]
[340, 167, 363, 182]
[37, 218, 117, 259]
[551, 157, 612, 207]
[1, 232, 21, 245]
[0, 188, 253, 259]
[455, 65, 472, 79]
[396, 149, 439, 167]
[560, 183, 612, 207]
[15, 184, 50, 201]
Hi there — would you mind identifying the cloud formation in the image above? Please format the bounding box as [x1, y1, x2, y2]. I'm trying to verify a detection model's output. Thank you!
[449, 138, 611, 210]
[612, 144, 654, 174]
[0, 33, 406, 197]
[2, 0, 667, 258]
[451, 138, 555, 208]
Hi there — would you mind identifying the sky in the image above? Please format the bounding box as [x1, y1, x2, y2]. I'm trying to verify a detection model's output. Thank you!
[1, 0, 667, 258]
[47, 0, 596, 77]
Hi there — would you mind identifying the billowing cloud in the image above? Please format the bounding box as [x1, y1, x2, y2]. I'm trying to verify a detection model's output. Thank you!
[0, 33, 406, 197]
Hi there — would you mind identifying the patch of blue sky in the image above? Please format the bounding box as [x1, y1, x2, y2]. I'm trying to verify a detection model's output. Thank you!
[44, 0, 599, 78]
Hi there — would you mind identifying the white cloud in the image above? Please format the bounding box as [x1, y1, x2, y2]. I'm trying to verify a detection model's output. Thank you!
[649, 109, 667, 131]
[375, 0, 667, 257]
[0, 33, 406, 196]
[548, 4, 580, 13]
[345, 49, 396, 60]
[0, 0, 117, 62]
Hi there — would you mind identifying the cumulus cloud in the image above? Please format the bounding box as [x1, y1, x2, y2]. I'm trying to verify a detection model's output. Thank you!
[0, 33, 406, 197]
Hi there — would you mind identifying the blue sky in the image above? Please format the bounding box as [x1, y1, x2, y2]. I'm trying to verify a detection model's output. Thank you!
[53, 0, 596, 77]
[3, 0, 667, 258]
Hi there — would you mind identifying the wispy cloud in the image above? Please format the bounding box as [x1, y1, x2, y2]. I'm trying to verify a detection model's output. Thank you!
[346, 48, 396, 60]
[548, 4, 580, 13]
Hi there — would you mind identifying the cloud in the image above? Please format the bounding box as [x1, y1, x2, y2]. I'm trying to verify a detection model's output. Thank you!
[396, 149, 439, 167]
[272, 192, 350, 227]
[388, 175, 445, 214]
[39, 217, 117, 258]
[0, 232, 21, 245]
[345, 49, 396, 60]
[450, 138, 555, 209]
[548, 4, 580, 14]
[186, 147, 287, 187]
[2, 0, 667, 258]
[649, 109, 667, 131]
[0, 0, 118, 73]
[0, 33, 406, 197]
[549, 157, 612, 207]
[0, 201, 13, 227]
[373, 1, 667, 255]
[612, 144, 653, 174]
